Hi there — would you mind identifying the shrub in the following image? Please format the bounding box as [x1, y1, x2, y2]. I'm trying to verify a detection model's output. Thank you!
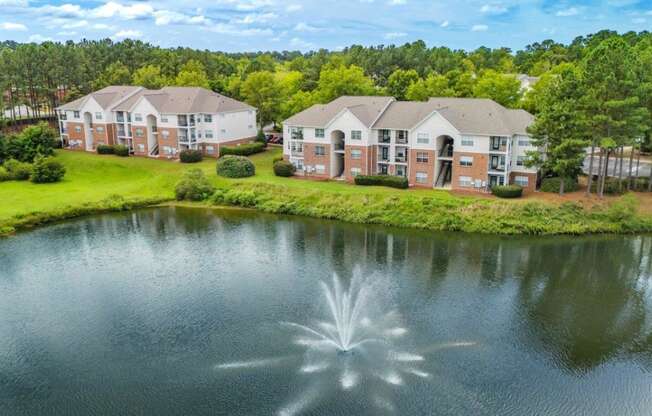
[273, 160, 295, 177]
[179, 149, 203, 163]
[2, 122, 57, 162]
[272, 156, 283, 163]
[175, 168, 215, 201]
[219, 142, 265, 157]
[113, 145, 129, 157]
[216, 155, 255, 178]
[3, 159, 32, 180]
[540, 177, 578, 193]
[31, 156, 66, 183]
[491, 184, 523, 198]
[590, 177, 626, 195]
[96, 144, 114, 154]
[354, 175, 409, 189]
[256, 130, 267, 147]
[632, 177, 649, 192]
[0, 166, 10, 181]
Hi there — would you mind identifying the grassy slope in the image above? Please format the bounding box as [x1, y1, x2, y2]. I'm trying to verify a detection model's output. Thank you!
[1, 147, 651, 235]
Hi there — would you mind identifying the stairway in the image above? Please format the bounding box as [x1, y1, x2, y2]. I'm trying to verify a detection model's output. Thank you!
[436, 162, 451, 188]
[149, 143, 159, 157]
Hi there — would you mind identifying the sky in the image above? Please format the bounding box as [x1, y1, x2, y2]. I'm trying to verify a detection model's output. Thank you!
[0, 0, 651, 52]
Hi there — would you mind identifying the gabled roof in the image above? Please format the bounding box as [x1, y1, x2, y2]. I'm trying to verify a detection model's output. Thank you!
[284, 96, 394, 128]
[57, 86, 142, 111]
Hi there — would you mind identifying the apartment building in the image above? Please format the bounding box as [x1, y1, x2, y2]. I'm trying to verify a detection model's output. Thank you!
[56, 86, 257, 158]
[283, 96, 539, 193]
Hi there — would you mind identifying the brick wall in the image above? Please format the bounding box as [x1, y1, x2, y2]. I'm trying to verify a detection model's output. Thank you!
[303, 143, 331, 178]
[509, 171, 538, 193]
[66, 122, 85, 150]
[451, 152, 488, 192]
[131, 125, 148, 156]
[158, 128, 178, 158]
[409, 149, 436, 188]
[344, 145, 370, 182]
[91, 123, 109, 148]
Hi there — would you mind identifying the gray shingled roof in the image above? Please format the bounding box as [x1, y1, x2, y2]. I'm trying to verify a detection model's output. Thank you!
[284, 96, 394, 128]
[57, 86, 142, 111]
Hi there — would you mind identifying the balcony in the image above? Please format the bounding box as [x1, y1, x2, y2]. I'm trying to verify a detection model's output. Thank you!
[116, 113, 125, 123]
[395, 155, 407, 163]
[178, 115, 188, 127]
[488, 163, 506, 172]
[396, 131, 408, 145]
[490, 137, 508, 152]
[291, 131, 304, 141]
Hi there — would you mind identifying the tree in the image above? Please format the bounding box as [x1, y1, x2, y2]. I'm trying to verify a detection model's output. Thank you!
[473, 70, 522, 107]
[526, 64, 590, 194]
[4, 122, 57, 162]
[93, 61, 131, 90]
[132, 64, 167, 89]
[405, 73, 455, 101]
[174, 59, 210, 88]
[314, 65, 375, 102]
[387, 69, 419, 100]
[582, 37, 648, 197]
[241, 71, 282, 128]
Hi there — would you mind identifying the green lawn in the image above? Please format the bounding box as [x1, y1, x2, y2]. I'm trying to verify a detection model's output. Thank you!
[1, 147, 651, 235]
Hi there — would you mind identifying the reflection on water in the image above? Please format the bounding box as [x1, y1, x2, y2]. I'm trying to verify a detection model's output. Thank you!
[0, 207, 651, 415]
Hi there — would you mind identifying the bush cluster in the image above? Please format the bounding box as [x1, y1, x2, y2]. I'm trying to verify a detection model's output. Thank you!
[0, 122, 57, 163]
[113, 145, 129, 157]
[216, 155, 255, 178]
[491, 184, 523, 198]
[219, 142, 265, 157]
[175, 168, 215, 201]
[179, 149, 203, 163]
[273, 160, 295, 177]
[540, 177, 579, 193]
[31, 156, 66, 183]
[354, 175, 409, 189]
[96, 144, 115, 154]
[256, 130, 267, 147]
[590, 178, 627, 195]
[3, 159, 33, 180]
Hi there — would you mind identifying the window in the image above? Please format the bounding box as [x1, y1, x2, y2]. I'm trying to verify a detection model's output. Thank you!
[161, 130, 170, 138]
[351, 130, 362, 140]
[350, 167, 361, 177]
[204, 114, 212, 123]
[395, 165, 406, 177]
[416, 152, 429, 163]
[134, 113, 142, 122]
[518, 138, 531, 147]
[75, 126, 81, 133]
[135, 128, 144, 137]
[459, 176, 473, 187]
[379, 130, 390, 143]
[396, 130, 408, 143]
[351, 149, 362, 159]
[514, 175, 529, 187]
[205, 130, 214, 139]
[73, 111, 80, 119]
[461, 137, 474, 147]
[161, 115, 168, 123]
[315, 145, 325, 156]
[137, 144, 145, 152]
[315, 128, 325, 138]
[517, 155, 525, 166]
[290, 127, 303, 140]
[96, 126, 104, 133]
[95, 112, 102, 120]
[417, 133, 430, 144]
[206, 146, 215, 154]
[315, 164, 326, 174]
[416, 171, 428, 184]
[460, 156, 473, 167]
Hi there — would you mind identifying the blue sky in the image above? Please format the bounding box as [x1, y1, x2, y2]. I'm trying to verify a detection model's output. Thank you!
[0, 0, 651, 52]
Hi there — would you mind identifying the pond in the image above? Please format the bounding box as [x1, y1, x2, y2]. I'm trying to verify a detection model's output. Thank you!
[0, 207, 651, 415]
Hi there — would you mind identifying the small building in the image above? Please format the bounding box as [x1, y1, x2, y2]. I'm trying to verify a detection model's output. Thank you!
[56, 86, 257, 158]
[283, 96, 539, 193]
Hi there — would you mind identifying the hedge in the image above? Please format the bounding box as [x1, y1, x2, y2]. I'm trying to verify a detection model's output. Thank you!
[354, 175, 409, 189]
[3, 159, 32, 180]
[540, 177, 578, 193]
[216, 155, 255, 178]
[219, 142, 265, 157]
[273, 160, 295, 177]
[0, 167, 10, 181]
[114, 145, 129, 157]
[179, 149, 203, 163]
[96, 144, 115, 155]
[31, 157, 66, 183]
[491, 185, 523, 198]
[590, 178, 627, 195]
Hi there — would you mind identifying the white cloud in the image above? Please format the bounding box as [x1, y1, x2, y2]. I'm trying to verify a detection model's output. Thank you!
[0, 22, 27, 31]
[35, 3, 84, 18]
[154, 10, 211, 26]
[294, 22, 320, 32]
[28, 34, 53, 42]
[233, 12, 278, 24]
[207, 24, 272, 36]
[0, 0, 28, 6]
[286, 4, 302, 12]
[440, 20, 449, 28]
[90, 2, 153, 20]
[112, 29, 142, 39]
[388, 0, 406, 4]
[471, 24, 489, 31]
[385, 32, 407, 39]
[633, 17, 646, 23]
[92, 23, 112, 30]
[290, 37, 314, 50]
[556, 7, 580, 16]
[62, 20, 88, 29]
[480, 4, 508, 15]
[57, 30, 77, 36]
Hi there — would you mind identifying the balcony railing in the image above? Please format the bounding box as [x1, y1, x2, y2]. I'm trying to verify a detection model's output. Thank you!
[395, 155, 407, 163]
[489, 164, 506, 172]
[291, 132, 304, 140]
[116, 113, 125, 123]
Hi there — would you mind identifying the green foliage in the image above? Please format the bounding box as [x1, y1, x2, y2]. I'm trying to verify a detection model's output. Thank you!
[174, 169, 215, 201]
[387, 69, 420, 100]
[406, 73, 455, 101]
[219, 142, 265, 157]
[96, 144, 115, 154]
[30, 156, 65, 183]
[540, 177, 579, 193]
[113, 145, 129, 157]
[3, 122, 57, 163]
[590, 177, 626, 195]
[273, 160, 295, 177]
[93, 61, 131, 90]
[3, 159, 32, 180]
[491, 185, 523, 198]
[0, 166, 11, 182]
[132, 64, 167, 89]
[256, 129, 266, 144]
[216, 155, 255, 178]
[473, 70, 522, 107]
[354, 175, 409, 189]
[241, 71, 282, 127]
[179, 149, 203, 163]
[174, 59, 210, 88]
[314, 65, 375, 102]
